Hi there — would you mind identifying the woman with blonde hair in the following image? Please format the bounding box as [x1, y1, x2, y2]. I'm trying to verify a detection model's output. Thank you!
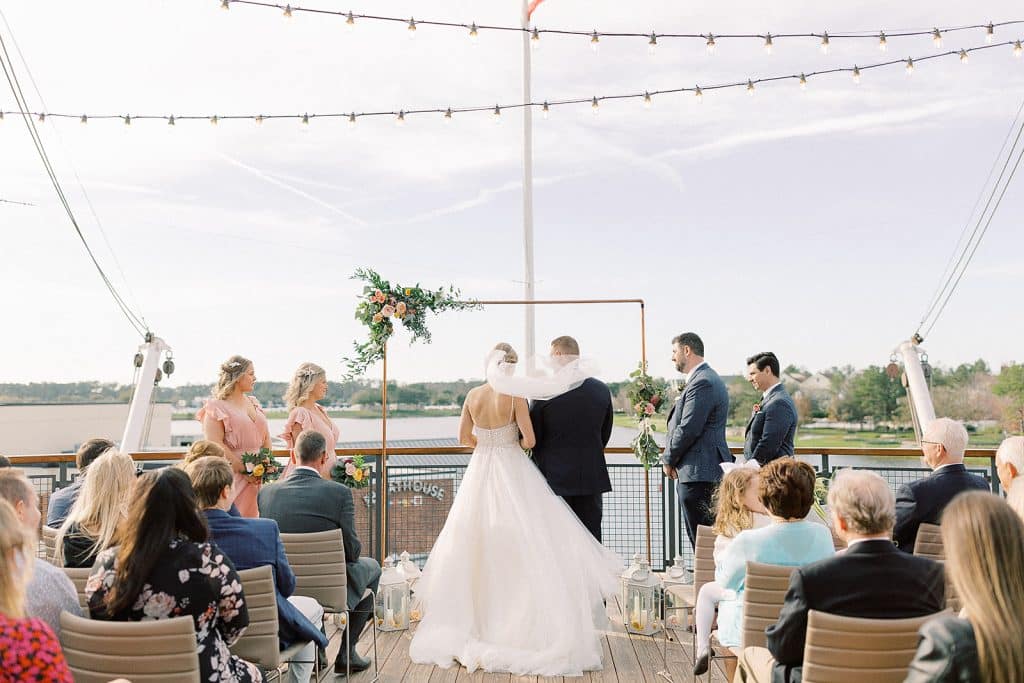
[55, 448, 136, 568]
[197, 355, 271, 517]
[906, 491, 1024, 681]
[0, 500, 74, 681]
[279, 362, 339, 479]
[995, 436, 1024, 521]
[181, 439, 227, 467]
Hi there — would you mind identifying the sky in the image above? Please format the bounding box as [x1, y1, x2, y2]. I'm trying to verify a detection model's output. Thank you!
[1, 0, 1023, 386]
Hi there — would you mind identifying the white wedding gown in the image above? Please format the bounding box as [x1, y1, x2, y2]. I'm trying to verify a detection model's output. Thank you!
[409, 420, 622, 676]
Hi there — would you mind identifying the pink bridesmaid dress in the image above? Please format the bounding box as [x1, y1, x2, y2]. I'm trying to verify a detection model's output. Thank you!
[278, 404, 340, 479]
[196, 395, 270, 518]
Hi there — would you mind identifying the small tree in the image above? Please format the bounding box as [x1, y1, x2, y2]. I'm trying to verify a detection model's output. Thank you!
[994, 363, 1024, 433]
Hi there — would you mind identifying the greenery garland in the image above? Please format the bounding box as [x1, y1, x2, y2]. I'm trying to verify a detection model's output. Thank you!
[343, 268, 479, 379]
[626, 363, 669, 469]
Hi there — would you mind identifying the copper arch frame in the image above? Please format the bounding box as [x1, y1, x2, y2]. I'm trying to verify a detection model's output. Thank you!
[377, 298, 654, 563]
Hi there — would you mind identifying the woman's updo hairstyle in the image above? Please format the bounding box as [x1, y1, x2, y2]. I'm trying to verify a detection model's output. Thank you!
[494, 342, 518, 365]
[214, 355, 252, 400]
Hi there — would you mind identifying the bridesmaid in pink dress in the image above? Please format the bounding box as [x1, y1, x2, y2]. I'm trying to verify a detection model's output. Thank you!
[196, 355, 271, 517]
[279, 362, 340, 479]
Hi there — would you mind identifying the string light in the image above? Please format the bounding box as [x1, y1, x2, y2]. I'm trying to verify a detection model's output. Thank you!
[210, 115, 219, 125]
[123, 115, 131, 126]
[821, 32, 830, 54]
[541, 101, 550, 119]
[80, 114, 88, 124]
[167, 115, 175, 125]
[531, 28, 540, 49]
[348, 112, 357, 125]
[648, 33, 657, 56]
[695, 86, 703, 102]
[255, 114, 264, 124]
[469, 22, 478, 43]
[220, 0, 230, 9]
[905, 57, 915, 75]
[345, 11, 355, 29]
[705, 33, 716, 54]
[643, 91, 652, 108]
[799, 73, 807, 90]
[959, 49, 969, 64]
[932, 28, 942, 48]
[37, 113, 45, 123]
[986, 22, 995, 43]
[301, 113, 309, 124]
[853, 65, 861, 84]
[396, 110, 405, 125]
[283, 4, 292, 18]
[492, 104, 501, 122]
[879, 31, 888, 51]
[590, 31, 600, 53]
[747, 79, 755, 96]
[591, 96, 600, 114]
[1015, 40, 1023, 57]
[764, 33, 774, 54]
[443, 108, 452, 122]
[407, 18, 417, 38]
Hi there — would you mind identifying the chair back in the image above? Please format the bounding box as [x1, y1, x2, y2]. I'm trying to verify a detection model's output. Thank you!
[913, 523, 944, 559]
[42, 525, 59, 564]
[232, 565, 282, 669]
[741, 561, 797, 649]
[280, 528, 348, 612]
[62, 567, 93, 613]
[802, 609, 947, 683]
[693, 525, 716, 598]
[60, 612, 200, 683]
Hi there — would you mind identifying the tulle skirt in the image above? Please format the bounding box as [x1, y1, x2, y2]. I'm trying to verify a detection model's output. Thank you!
[409, 442, 621, 676]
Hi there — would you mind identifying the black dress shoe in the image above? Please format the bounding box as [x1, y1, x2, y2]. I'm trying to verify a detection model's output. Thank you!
[334, 650, 372, 676]
[693, 651, 710, 676]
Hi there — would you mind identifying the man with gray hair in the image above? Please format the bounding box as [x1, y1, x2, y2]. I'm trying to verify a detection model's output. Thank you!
[892, 417, 989, 552]
[735, 470, 946, 683]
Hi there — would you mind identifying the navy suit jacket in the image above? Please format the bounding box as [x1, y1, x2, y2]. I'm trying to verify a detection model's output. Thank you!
[203, 508, 327, 650]
[529, 377, 614, 496]
[743, 384, 798, 465]
[662, 364, 733, 482]
[892, 463, 990, 552]
[765, 539, 945, 683]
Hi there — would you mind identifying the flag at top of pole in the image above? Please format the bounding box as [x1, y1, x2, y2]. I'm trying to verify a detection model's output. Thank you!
[527, 0, 545, 18]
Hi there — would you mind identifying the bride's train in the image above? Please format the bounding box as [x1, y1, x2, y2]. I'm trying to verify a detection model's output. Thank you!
[409, 422, 622, 676]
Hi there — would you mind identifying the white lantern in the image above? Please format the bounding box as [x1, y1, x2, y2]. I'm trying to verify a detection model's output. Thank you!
[396, 550, 423, 621]
[376, 557, 411, 632]
[661, 555, 689, 627]
[620, 553, 663, 635]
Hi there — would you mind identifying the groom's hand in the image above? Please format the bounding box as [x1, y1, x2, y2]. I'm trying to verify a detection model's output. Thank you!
[662, 464, 677, 480]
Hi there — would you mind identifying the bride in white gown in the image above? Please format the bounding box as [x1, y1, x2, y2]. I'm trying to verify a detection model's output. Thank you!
[409, 343, 622, 676]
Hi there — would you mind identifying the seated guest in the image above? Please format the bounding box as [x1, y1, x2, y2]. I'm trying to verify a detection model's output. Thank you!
[0, 500, 74, 682]
[893, 418, 989, 552]
[715, 458, 833, 650]
[181, 440, 241, 516]
[0, 470, 82, 636]
[995, 436, 1024, 521]
[187, 456, 327, 683]
[906, 492, 1024, 681]
[87, 468, 263, 683]
[259, 430, 381, 675]
[0, 455, 11, 468]
[47, 437, 114, 528]
[734, 470, 946, 683]
[55, 448, 136, 568]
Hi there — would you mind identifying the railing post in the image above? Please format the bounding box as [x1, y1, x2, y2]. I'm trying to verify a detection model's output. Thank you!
[374, 454, 385, 562]
[665, 472, 676, 567]
[58, 462, 69, 487]
[820, 453, 830, 478]
[991, 456, 1000, 495]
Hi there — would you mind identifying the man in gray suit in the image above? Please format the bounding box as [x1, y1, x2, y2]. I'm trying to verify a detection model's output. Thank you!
[258, 430, 381, 675]
[743, 351, 798, 466]
[662, 332, 733, 552]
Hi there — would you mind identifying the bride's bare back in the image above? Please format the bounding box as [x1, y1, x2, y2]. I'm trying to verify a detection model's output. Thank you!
[459, 384, 536, 450]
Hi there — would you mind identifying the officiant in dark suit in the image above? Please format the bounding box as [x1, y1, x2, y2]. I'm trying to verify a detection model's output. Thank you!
[662, 332, 733, 551]
[529, 335, 614, 542]
[743, 352, 798, 466]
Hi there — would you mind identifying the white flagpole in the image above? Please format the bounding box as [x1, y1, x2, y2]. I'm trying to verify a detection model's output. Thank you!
[521, 0, 537, 365]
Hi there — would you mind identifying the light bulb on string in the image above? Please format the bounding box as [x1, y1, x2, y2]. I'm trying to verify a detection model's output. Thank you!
[345, 11, 355, 30]
[443, 108, 452, 123]
[932, 28, 942, 48]
[492, 105, 501, 123]
[799, 73, 807, 90]
[80, 114, 88, 124]
[531, 28, 540, 49]
[283, 4, 292, 18]
[852, 65, 861, 84]
[959, 49, 969, 64]
[37, 112, 45, 123]
[821, 32, 830, 54]
[591, 96, 600, 115]
[986, 23, 994, 43]
[301, 113, 310, 124]
[763, 33, 773, 55]
[408, 18, 417, 38]
[905, 57, 914, 76]
[590, 31, 600, 53]
[123, 115, 131, 126]
[878, 32, 887, 51]
[1015, 40, 1023, 58]
[643, 91, 652, 109]
[348, 113, 357, 125]
[255, 115, 264, 125]
[705, 33, 716, 54]
[541, 101, 550, 119]
[396, 110, 406, 126]
[695, 86, 703, 103]
[468, 22, 478, 43]
[648, 33, 657, 56]
[167, 115, 174, 126]
[220, 0, 230, 9]
[747, 80, 755, 96]
[210, 115, 219, 125]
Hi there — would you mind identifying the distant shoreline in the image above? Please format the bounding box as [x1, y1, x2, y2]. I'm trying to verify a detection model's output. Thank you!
[173, 408, 462, 420]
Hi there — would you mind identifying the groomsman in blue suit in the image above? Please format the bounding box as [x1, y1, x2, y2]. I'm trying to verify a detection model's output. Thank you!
[662, 332, 733, 552]
[743, 351, 798, 466]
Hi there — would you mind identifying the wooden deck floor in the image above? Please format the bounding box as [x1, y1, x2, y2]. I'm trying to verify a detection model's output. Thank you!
[315, 598, 731, 683]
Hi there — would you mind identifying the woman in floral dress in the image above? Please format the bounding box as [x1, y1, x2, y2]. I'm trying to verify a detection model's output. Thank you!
[87, 468, 263, 683]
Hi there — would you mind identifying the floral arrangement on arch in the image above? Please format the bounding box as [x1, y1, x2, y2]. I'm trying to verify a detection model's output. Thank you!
[331, 455, 373, 488]
[626, 363, 669, 469]
[343, 268, 479, 379]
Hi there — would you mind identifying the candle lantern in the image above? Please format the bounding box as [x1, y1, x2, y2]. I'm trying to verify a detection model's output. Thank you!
[376, 556, 411, 632]
[620, 553, 663, 635]
[661, 555, 689, 627]
[396, 550, 423, 621]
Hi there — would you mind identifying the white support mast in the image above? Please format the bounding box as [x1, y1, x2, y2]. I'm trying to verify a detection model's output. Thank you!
[521, 0, 537, 363]
[897, 338, 936, 440]
[121, 334, 171, 453]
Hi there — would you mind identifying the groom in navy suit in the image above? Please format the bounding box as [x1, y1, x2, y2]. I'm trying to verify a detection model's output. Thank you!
[530, 335, 614, 542]
[662, 332, 733, 551]
[743, 351, 798, 466]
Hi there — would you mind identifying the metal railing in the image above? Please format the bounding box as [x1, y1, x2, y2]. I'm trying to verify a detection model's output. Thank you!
[9, 446, 999, 570]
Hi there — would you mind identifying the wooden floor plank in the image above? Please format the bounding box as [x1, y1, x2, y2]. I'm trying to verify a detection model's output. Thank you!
[588, 635, 616, 683]
[429, 665, 460, 683]
[603, 598, 647, 683]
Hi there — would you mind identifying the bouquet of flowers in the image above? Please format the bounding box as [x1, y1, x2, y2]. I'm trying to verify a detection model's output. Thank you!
[626, 364, 669, 469]
[331, 455, 373, 489]
[240, 447, 281, 484]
